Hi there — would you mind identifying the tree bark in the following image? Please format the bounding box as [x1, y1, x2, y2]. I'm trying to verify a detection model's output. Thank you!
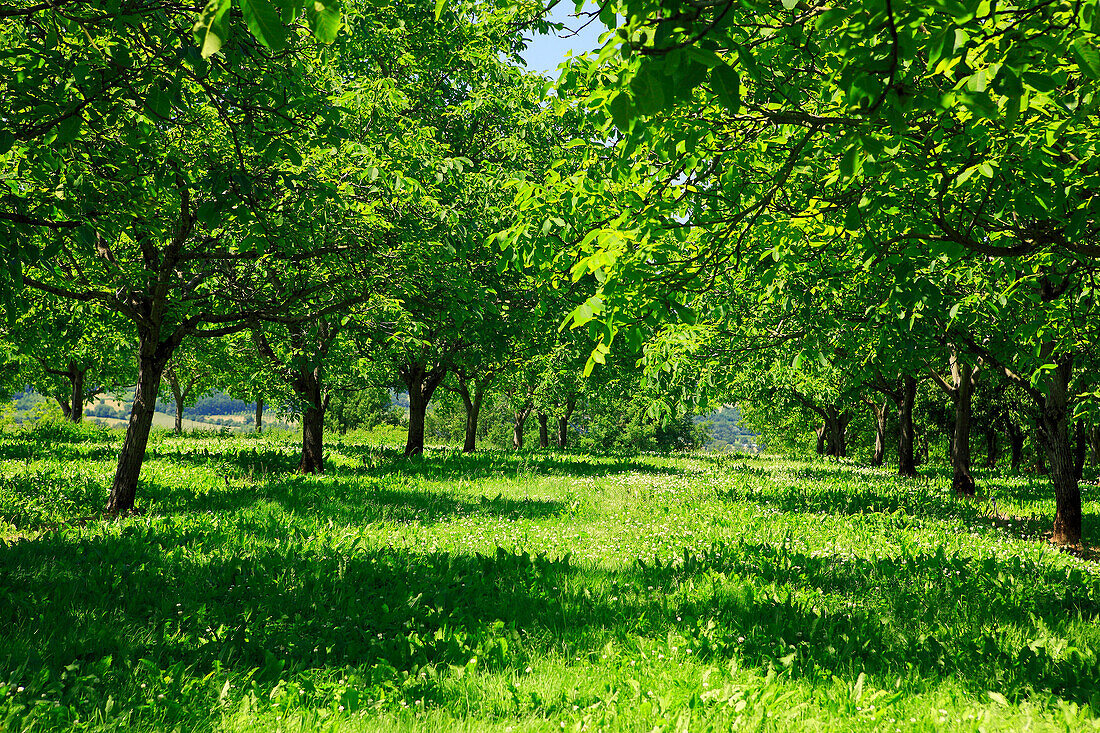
[107, 338, 173, 514]
[1035, 360, 1080, 544]
[814, 425, 826, 455]
[867, 400, 887, 467]
[950, 360, 976, 497]
[458, 380, 485, 453]
[68, 363, 85, 423]
[897, 375, 918, 478]
[513, 406, 531, 450]
[255, 395, 264, 434]
[556, 397, 577, 449]
[1007, 419, 1025, 471]
[822, 409, 850, 457]
[401, 362, 446, 457]
[292, 367, 328, 474]
[538, 413, 549, 449]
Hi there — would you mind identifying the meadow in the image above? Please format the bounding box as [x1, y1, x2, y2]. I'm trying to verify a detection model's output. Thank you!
[1, 424, 1098, 732]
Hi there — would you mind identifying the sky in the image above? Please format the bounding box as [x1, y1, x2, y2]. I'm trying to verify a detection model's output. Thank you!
[518, 2, 608, 79]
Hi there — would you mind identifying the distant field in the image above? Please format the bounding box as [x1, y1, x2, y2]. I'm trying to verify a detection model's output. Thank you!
[0, 431, 1098, 731]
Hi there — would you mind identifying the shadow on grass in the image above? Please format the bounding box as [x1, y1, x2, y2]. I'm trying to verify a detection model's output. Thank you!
[2, 527, 1099, 731]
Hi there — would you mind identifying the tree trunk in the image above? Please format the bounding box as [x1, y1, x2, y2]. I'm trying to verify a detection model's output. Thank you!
[1007, 420, 1025, 471]
[1035, 425, 1049, 474]
[299, 403, 324, 473]
[814, 425, 826, 455]
[255, 395, 264, 434]
[458, 382, 484, 454]
[897, 375, 917, 477]
[69, 364, 85, 424]
[292, 367, 328, 474]
[951, 361, 976, 497]
[556, 397, 577, 449]
[55, 396, 73, 421]
[538, 413, 549, 449]
[401, 362, 446, 458]
[107, 339, 173, 514]
[513, 407, 531, 450]
[984, 427, 999, 469]
[1035, 359, 1080, 545]
[869, 400, 887, 467]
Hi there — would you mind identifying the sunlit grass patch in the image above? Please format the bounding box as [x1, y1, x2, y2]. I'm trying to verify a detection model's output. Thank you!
[0, 432, 1098, 731]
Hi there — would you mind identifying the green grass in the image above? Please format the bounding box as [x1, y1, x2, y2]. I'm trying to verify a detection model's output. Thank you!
[0, 427, 1098, 732]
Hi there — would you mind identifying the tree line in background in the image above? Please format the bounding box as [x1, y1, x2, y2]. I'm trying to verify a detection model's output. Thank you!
[2, 0, 1100, 545]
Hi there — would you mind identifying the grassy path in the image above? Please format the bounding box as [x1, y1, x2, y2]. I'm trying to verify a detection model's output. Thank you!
[1, 427, 1098, 731]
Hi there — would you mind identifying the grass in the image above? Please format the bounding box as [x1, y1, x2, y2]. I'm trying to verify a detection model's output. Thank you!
[0, 426, 1098, 732]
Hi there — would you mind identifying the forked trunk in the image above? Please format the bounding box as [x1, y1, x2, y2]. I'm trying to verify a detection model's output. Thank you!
[556, 398, 577, 449]
[459, 383, 483, 454]
[401, 363, 446, 458]
[107, 343, 172, 514]
[538, 413, 549, 449]
[897, 375, 917, 477]
[513, 406, 531, 450]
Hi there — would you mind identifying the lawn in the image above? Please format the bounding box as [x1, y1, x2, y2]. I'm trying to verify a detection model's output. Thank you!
[1, 424, 1098, 731]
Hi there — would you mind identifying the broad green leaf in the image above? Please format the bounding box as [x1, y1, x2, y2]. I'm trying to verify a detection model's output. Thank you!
[434, 0, 446, 20]
[193, 0, 232, 58]
[1071, 38, 1100, 79]
[306, 0, 342, 43]
[240, 0, 288, 52]
[608, 93, 635, 131]
[0, 131, 14, 156]
[710, 64, 740, 113]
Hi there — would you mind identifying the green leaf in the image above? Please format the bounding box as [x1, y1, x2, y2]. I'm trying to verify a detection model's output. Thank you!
[240, 0, 288, 52]
[608, 93, 635, 131]
[710, 64, 740, 113]
[193, 0, 232, 59]
[306, 0, 342, 43]
[630, 67, 666, 116]
[434, 0, 446, 21]
[1071, 39, 1100, 80]
[0, 131, 14, 156]
[53, 113, 82, 146]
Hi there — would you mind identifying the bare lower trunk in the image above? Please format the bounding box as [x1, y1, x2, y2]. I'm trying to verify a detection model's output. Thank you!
[1007, 420, 1025, 471]
[255, 396, 264, 434]
[513, 406, 531, 450]
[293, 368, 328, 473]
[107, 345, 171, 514]
[556, 398, 577, 449]
[823, 409, 850, 458]
[55, 396, 73, 421]
[897, 376, 917, 478]
[538, 413, 549, 449]
[69, 365, 85, 424]
[951, 362, 976, 497]
[299, 404, 324, 473]
[870, 401, 887, 467]
[814, 425, 826, 455]
[1036, 360, 1080, 545]
[459, 384, 483, 454]
[401, 363, 446, 458]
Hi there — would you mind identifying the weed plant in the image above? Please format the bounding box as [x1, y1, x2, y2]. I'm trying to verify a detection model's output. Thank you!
[0, 430, 1098, 731]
